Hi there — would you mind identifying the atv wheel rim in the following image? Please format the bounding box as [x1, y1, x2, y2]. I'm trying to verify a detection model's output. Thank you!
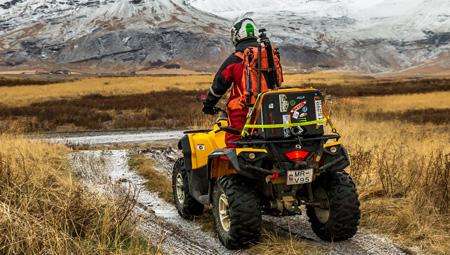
[218, 193, 231, 232]
[314, 187, 330, 224]
[176, 173, 185, 204]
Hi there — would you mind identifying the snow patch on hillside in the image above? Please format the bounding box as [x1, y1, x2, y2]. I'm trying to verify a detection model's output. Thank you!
[189, 0, 450, 41]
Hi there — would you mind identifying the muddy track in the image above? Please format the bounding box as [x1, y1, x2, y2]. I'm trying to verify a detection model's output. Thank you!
[71, 150, 244, 255]
[53, 131, 410, 255]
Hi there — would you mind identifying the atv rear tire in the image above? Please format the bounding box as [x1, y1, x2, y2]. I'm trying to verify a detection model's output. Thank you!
[212, 175, 261, 249]
[306, 171, 360, 241]
[172, 158, 204, 220]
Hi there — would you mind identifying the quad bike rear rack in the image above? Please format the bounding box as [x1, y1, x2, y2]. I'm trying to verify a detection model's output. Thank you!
[230, 134, 340, 146]
[239, 155, 347, 176]
[229, 133, 345, 176]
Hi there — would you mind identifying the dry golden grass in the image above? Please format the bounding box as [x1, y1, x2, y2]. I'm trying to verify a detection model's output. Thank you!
[330, 100, 450, 254]
[2, 73, 449, 109]
[2, 72, 354, 108]
[2, 73, 448, 133]
[284, 71, 375, 86]
[340, 91, 450, 112]
[0, 134, 157, 254]
[0, 90, 214, 133]
[284, 71, 450, 87]
[249, 228, 324, 255]
[249, 219, 328, 255]
[0, 75, 212, 107]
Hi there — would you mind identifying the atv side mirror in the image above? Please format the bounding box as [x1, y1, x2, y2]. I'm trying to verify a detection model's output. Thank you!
[196, 93, 208, 103]
[324, 95, 333, 117]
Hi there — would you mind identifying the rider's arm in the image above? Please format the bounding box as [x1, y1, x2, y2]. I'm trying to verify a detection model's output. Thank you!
[204, 54, 242, 108]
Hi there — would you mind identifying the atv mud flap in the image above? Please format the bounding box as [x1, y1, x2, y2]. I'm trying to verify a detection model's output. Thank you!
[319, 144, 350, 173]
[187, 166, 209, 204]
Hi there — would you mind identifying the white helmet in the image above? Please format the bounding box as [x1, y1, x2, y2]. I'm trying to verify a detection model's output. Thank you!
[231, 18, 258, 46]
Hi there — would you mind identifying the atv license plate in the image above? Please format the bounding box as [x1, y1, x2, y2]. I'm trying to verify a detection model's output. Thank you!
[287, 169, 313, 185]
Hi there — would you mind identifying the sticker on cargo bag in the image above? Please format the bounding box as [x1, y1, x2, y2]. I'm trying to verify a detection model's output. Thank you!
[279, 94, 289, 113]
[290, 100, 307, 113]
[314, 97, 324, 125]
[268, 103, 274, 109]
[292, 111, 307, 119]
[282, 114, 291, 137]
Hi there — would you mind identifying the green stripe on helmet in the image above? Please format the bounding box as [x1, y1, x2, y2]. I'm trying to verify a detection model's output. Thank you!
[246, 23, 255, 37]
[231, 18, 257, 46]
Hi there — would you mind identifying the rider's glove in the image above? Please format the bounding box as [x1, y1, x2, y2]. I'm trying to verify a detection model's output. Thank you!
[202, 103, 216, 115]
[202, 90, 220, 115]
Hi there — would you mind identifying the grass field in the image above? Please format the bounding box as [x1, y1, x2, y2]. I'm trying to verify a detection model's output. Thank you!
[0, 135, 157, 254]
[335, 106, 449, 254]
[0, 73, 449, 132]
[1, 73, 449, 107]
[0, 75, 212, 107]
[0, 72, 449, 254]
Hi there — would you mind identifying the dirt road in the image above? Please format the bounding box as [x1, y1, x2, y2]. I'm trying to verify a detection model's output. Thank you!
[52, 131, 410, 255]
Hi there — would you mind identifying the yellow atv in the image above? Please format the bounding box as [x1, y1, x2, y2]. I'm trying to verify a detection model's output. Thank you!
[172, 88, 360, 249]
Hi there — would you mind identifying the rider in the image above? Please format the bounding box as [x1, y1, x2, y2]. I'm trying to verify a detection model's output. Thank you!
[202, 18, 259, 147]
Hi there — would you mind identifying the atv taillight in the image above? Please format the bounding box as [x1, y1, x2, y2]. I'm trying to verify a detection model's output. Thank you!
[285, 150, 309, 161]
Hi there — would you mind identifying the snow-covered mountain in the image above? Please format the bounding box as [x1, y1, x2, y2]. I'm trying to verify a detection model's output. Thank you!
[1, 0, 449, 72]
[0, 0, 230, 71]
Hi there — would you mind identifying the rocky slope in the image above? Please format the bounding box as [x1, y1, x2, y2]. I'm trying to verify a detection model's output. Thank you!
[0, 0, 449, 72]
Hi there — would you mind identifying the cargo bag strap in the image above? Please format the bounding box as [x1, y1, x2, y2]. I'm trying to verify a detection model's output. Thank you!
[241, 118, 328, 137]
[326, 117, 337, 133]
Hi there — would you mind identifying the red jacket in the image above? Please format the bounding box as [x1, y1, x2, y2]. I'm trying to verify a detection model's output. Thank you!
[205, 39, 258, 110]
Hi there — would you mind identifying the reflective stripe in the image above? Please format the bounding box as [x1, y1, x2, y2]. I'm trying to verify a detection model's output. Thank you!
[243, 118, 327, 129]
[241, 118, 328, 136]
[209, 87, 221, 98]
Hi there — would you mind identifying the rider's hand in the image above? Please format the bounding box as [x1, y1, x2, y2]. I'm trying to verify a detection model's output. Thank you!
[202, 104, 216, 115]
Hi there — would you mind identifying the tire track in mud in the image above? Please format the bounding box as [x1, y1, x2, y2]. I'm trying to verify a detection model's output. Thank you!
[70, 150, 245, 255]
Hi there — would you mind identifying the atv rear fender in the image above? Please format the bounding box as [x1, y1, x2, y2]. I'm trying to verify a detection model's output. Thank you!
[320, 142, 350, 173]
[207, 148, 270, 180]
[204, 148, 270, 204]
